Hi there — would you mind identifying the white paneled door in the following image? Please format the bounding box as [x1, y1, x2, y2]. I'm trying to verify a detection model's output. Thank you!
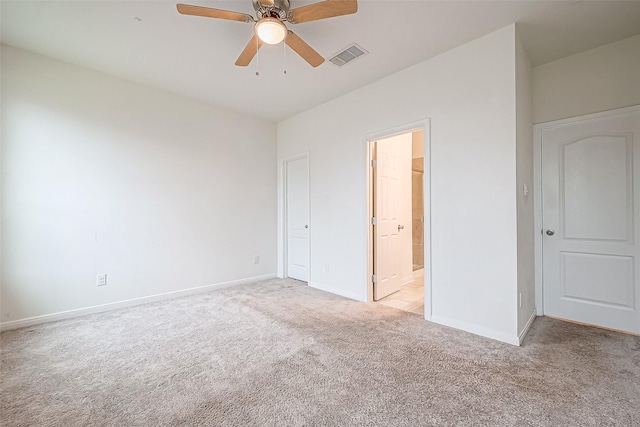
[286, 156, 309, 282]
[374, 137, 404, 300]
[542, 109, 640, 334]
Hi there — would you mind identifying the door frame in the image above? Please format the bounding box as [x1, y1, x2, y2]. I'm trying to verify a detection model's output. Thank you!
[365, 119, 432, 320]
[533, 105, 640, 316]
[279, 152, 310, 280]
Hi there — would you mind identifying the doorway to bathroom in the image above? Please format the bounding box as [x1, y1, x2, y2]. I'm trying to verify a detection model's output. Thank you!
[368, 128, 427, 316]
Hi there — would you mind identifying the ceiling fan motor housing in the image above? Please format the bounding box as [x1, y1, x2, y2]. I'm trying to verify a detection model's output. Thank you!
[253, 0, 290, 20]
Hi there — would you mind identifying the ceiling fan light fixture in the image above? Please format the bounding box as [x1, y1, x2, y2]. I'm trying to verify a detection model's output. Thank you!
[255, 17, 286, 45]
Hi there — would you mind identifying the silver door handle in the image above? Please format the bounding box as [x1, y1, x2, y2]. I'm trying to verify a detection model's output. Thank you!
[398, 225, 405, 231]
[546, 229, 555, 236]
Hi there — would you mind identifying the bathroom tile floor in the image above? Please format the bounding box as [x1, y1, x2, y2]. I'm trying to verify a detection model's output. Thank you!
[377, 280, 424, 315]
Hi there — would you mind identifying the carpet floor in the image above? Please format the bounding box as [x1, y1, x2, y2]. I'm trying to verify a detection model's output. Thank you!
[1, 278, 639, 426]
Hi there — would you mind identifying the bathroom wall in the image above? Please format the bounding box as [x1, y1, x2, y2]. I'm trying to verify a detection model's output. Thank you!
[412, 131, 425, 271]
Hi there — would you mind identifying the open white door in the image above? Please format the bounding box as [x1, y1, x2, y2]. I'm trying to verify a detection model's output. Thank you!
[542, 108, 640, 334]
[373, 135, 411, 300]
[286, 156, 309, 282]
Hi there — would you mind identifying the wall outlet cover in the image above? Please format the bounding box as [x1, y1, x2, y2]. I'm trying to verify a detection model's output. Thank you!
[97, 273, 107, 286]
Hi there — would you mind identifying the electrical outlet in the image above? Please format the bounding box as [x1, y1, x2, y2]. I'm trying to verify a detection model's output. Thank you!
[97, 273, 107, 286]
[519, 292, 522, 308]
[324, 263, 330, 272]
[253, 256, 260, 264]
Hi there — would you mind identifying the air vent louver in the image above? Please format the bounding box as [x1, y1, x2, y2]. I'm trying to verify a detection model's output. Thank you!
[329, 43, 368, 67]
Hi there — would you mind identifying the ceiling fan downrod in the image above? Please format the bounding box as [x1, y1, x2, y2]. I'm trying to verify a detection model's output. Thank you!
[253, 0, 290, 21]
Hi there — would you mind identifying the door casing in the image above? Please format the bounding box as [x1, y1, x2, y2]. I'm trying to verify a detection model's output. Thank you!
[365, 119, 432, 319]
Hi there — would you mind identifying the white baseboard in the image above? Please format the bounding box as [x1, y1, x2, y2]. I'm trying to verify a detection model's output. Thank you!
[0, 273, 277, 332]
[401, 275, 414, 286]
[430, 314, 520, 346]
[519, 309, 537, 345]
[309, 281, 365, 302]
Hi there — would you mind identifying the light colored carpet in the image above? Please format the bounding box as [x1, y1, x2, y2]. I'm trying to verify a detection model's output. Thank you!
[1, 278, 639, 426]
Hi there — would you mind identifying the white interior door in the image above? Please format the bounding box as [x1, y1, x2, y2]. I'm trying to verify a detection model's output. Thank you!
[286, 156, 309, 282]
[374, 136, 408, 300]
[542, 109, 640, 334]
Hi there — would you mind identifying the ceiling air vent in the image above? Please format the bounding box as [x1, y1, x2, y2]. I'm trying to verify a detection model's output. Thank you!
[328, 43, 368, 67]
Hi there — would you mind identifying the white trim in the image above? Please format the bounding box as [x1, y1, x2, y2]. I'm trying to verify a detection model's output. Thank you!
[533, 105, 640, 318]
[519, 310, 537, 345]
[533, 122, 544, 316]
[366, 140, 374, 302]
[423, 122, 432, 321]
[309, 281, 364, 302]
[0, 274, 277, 332]
[401, 275, 415, 286]
[364, 119, 432, 321]
[278, 152, 310, 281]
[535, 105, 640, 128]
[430, 314, 520, 346]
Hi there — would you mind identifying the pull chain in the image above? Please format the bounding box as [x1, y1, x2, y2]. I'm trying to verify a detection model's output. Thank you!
[255, 37, 260, 76]
[283, 38, 287, 75]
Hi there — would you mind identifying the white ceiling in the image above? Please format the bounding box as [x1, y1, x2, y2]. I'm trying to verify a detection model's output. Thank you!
[2, 0, 639, 121]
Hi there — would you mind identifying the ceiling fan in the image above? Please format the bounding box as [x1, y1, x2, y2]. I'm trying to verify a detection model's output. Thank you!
[176, 0, 358, 68]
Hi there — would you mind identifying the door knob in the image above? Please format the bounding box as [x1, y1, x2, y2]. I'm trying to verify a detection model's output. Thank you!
[546, 229, 555, 236]
[398, 225, 405, 231]
[305, 225, 308, 229]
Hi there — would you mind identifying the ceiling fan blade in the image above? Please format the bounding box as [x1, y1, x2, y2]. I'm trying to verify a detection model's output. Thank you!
[235, 35, 264, 67]
[289, 0, 357, 24]
[285, 31, 324, 67]
[176, 4, 254, 23]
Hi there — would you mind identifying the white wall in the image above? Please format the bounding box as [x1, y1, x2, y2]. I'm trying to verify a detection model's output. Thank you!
[515, 31, 536, 339]
[1, 45, 277, 327]
[0, 49, 3, 314]
[533, 34, 640, 124]
[278, 25, 521, 344]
